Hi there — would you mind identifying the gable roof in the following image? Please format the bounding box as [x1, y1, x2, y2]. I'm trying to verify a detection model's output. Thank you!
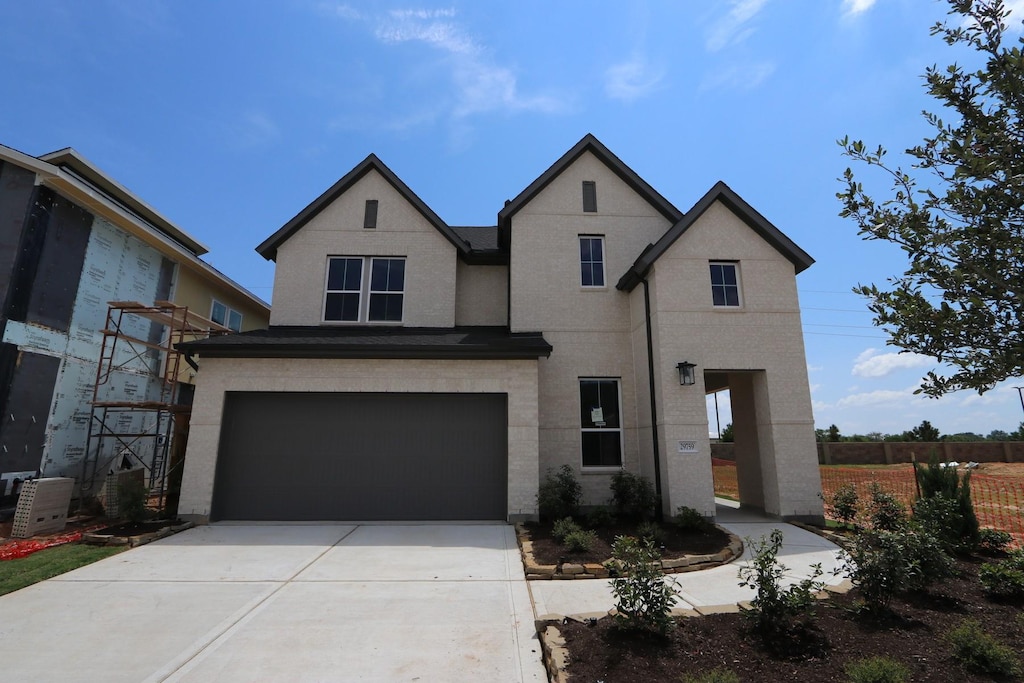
[496, 133, 683, 250]
[256, 154, 471, 262]
[617, 180, 814, 291]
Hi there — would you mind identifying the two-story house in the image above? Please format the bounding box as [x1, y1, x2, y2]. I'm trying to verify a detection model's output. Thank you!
[177, 134, 823, 524]
[0, 143, 270, 504]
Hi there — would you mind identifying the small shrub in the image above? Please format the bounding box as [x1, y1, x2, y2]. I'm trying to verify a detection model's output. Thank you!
[610, 470, 656, 522]
[945, 618, 1020, 677]
[839, 526, 953, 613]
[827, 483, 860, 529]
[585, 505, 616, 528]
[537, 465, 582, 521]
[116, 477, 148, 524]
[562, 528, 598, 553]
[551, 517, 581, 543]
[738, 529, 824, 640]
[913, 454, 980, 550]
[866, 483, 906, 531]
[844, 656, 910, 683]
[609, 535, 678, 634]
[977, 527, 1013, 554]
[673, 505, 711, 532]
[979, 549, 1024, 599]
[680, 668, 740, 683]
[913, 493, 974, 554]
[636, 520, 666, 545]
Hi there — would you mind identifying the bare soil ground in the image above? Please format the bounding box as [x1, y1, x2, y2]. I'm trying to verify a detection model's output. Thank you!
[556, 555, 1024, 682]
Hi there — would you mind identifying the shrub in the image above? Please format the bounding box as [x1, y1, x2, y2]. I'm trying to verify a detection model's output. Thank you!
[585, 505, 616, 528]
[680, 668, 740, 683]
[913, 454, 980, 551]
[609, 535, 678, 634]
[945, 619, 1020, 677]
[610, 470, 657, 522]
[977, 527, 1013, 554]
[866, 483, 906, 531]
[844, 656, 910, 683]
[979, 550, 1024, 599]
[636, 520, 666, 546]
[912, 494, 973, 555]
[673, 505, 711, 532]
[738, 529, 824, 640]
[537, 465, 582, 521]
[838, 526, 953, 613]
[562, 529, 598, 553]
[116, 476, 148, 524]
[551, 517, 581, 543]
[827, 483, 860, 528]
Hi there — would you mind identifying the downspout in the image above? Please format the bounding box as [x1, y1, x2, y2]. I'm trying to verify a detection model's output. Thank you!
[641, 276, 664, 521]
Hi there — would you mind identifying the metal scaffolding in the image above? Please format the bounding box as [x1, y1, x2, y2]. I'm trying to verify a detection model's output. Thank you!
[80, 300, 226, 513]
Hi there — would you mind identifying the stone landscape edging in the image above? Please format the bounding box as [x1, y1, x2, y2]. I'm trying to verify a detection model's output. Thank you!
[82, 521, 194, 548]
[515, 522, 744, 580]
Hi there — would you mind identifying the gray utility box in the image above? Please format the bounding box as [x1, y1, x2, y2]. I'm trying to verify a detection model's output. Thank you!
[12, 477, 76, 538]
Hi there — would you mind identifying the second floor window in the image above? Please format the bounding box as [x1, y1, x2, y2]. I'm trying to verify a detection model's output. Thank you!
[324, 256, 405, 323]
[580, 236, 605, 287]
[211, 300, 243, 332]
[709, 262, 741, 307]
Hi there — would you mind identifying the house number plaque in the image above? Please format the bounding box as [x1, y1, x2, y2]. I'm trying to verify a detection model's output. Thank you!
[677, 441, 698, 453]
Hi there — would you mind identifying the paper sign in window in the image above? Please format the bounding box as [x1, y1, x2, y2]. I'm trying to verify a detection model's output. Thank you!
[590, 407, 605, 426]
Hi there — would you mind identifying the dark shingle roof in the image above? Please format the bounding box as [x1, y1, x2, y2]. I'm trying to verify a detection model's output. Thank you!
[450, 226, 499, 251]
[179, 326, 551, 360]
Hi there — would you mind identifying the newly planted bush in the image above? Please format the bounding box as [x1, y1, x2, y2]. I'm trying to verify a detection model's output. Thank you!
[866, 483, 906, 531]
[609, 535, 678, 634]
[977, 527, 1013, 554]
[913, 494, 972, 554]
[636, 520, 665, 545]
[117, 476, 149, 524]
[610, 470, 656, 522]
[551, 517, 581, 543]
[979, 549, 1024, 599]
[680, 668, 740, 683]
[839, 526, 953, 614]
[562, 528, 598, 553]
[738, 529, 824, 641]
[913, 454, 980, 551]
[843, 656, 909, 683]
[585, 505, 616, 528]
[673, 505, 711, 532]
[827, 483, 860, 529]
[946, 619, 1020, 677]
[537, 465, 582, 521]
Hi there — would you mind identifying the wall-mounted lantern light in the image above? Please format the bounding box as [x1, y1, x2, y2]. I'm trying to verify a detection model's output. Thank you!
[676, 361, 696, 386]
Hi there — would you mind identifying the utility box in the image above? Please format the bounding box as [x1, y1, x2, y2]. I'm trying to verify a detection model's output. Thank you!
[12, 478, 75, 538]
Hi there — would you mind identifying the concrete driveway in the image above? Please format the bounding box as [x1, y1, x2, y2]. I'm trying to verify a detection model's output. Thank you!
[0, 523, 546, 683]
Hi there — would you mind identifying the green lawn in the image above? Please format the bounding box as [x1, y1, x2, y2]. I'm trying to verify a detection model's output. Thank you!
[0, 544, 126, 596]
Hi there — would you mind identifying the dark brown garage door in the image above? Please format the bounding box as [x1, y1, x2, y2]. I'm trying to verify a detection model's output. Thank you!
[211, 392, 508, 521]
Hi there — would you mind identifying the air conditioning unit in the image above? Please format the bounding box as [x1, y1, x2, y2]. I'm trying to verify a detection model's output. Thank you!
[11, 478, 76, 538]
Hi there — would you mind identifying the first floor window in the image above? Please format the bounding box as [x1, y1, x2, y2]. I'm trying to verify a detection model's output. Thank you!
[210, 299, 243, 332]
[709, 261, 741, 307]
[580, 378, 622, 467]
[324, 256, 405, 323]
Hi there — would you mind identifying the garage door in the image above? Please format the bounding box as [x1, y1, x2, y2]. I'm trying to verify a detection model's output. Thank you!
[211, 392, 508, 521]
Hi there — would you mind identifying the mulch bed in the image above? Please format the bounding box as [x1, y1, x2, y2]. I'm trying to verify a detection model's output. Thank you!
[556, 555, 1024, 682]
[524, 520, 731, 566]
[93, 520, 181, 537]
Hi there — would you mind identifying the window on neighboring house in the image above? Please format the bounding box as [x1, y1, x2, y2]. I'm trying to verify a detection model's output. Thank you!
[582, 181, 597, 212]
[580, 236, 605, 287]
[709, 262, 741, 307]
[324, 256, 405, 323]
[364, 200, 378, 229]
[579, 378, 622, 468]
[210, 299, 243, 332]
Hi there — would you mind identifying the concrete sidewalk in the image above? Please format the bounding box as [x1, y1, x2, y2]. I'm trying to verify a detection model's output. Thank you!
[529, 499, 846, 619]
[0, 523, 546, 683]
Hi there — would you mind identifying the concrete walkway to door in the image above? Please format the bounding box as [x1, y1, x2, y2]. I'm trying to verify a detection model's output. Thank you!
[0, 523, 546, 683]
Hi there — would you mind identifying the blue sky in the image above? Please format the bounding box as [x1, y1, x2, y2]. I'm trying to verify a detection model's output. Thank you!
[2, 0, 1022, 438]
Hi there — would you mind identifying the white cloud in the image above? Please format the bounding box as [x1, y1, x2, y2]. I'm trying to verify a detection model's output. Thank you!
[807, 364, 823, 373]
[835, 386, 917, 408]
[705, 0, 770, 52]
[851, 348, 933, 378]
[841, 0, 876, 17]
[230, 111, 280, 148]
[700, 61, 775, 91]
[1003, 0, 1024, 31]
[605, 57, 665, 102]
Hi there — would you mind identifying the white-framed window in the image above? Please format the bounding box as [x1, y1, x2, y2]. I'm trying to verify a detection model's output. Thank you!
[323, 256, 405, 323]
[210, 299, 243, 332]
[709, 261, 741, 307]
[579, 236, 605, 288]
[579, 378, 623, 468]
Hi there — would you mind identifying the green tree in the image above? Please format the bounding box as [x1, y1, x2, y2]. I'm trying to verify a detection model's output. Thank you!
[838, 0, 1024, 397]
[719, 422, 734, 442]
[827, 424, 841, 442]
[1010, 421, 1024, 440]
[907, 419, 941, 442]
